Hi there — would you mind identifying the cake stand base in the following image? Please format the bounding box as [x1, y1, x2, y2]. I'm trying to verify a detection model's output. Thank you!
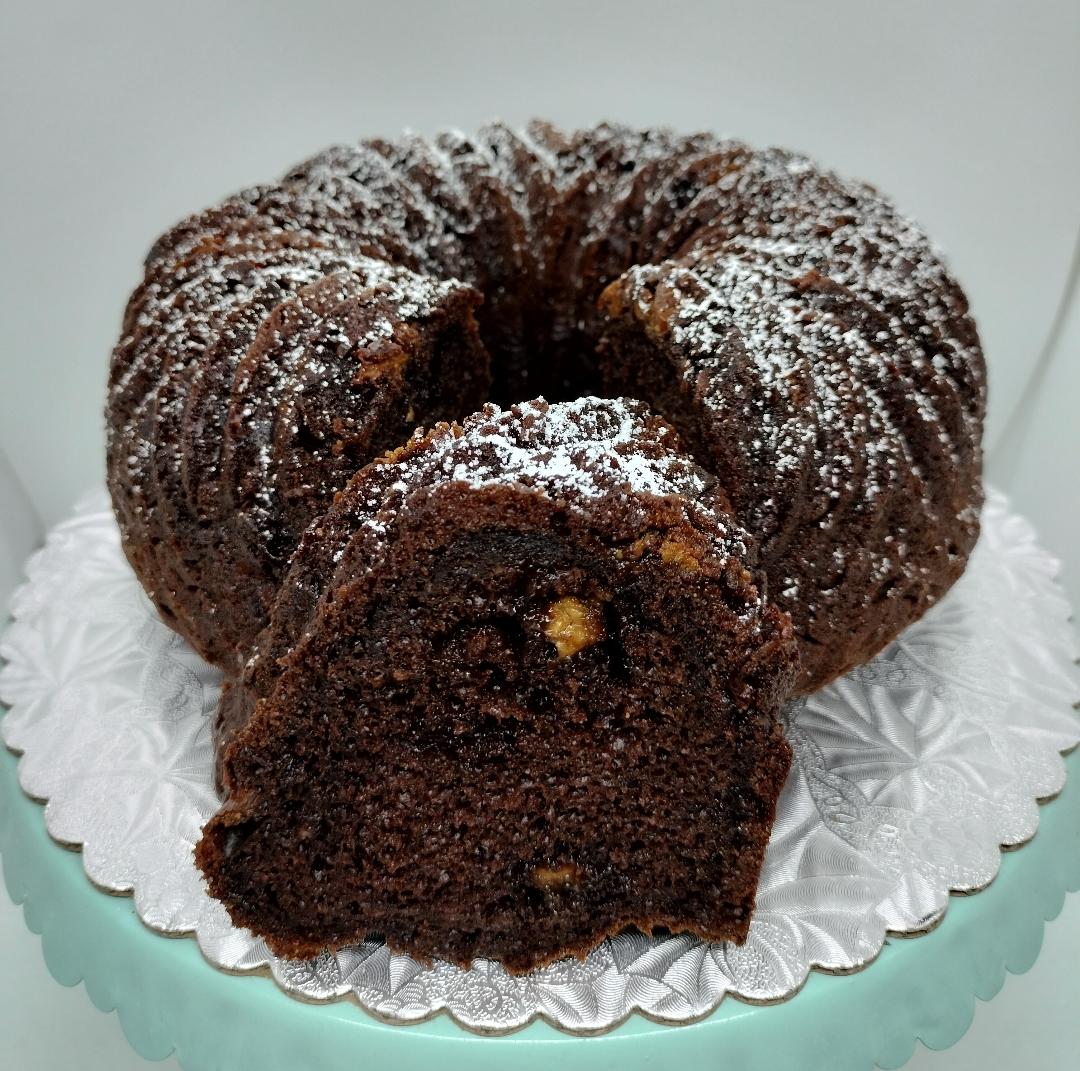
[2, 744, 1078, 1071]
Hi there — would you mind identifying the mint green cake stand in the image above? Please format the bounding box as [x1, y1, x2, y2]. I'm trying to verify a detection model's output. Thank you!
[2, 743, 1078, 1071]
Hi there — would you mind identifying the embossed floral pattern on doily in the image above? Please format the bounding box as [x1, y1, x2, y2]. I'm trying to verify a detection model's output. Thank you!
[1, 488, 1078, 1033]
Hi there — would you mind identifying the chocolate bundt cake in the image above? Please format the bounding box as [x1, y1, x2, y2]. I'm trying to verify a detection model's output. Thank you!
[104, 121, 986, 969]
[196, 399, 798, 968]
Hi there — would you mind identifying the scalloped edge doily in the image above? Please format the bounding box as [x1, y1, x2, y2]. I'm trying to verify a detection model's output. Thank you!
[1, 486, 1079, 1035]
[3, 740, 1079, 1070]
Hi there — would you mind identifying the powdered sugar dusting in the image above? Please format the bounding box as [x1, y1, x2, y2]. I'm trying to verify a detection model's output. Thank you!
[329, 396, 752, 588]
[445, 397, 705, 500]
[104, 122, 985, 679]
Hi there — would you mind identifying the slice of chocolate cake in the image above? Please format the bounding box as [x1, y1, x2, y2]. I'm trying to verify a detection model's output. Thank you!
[196, 397, 797, 971]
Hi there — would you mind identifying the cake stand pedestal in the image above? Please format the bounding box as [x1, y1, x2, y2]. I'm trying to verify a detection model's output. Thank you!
[2, 742, 1078, 1071]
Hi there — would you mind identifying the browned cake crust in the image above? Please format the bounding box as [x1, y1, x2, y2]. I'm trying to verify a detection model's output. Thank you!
[196, 399, 798, 969]
[106, 122, 985, 686]
[103, 122, 986, 968]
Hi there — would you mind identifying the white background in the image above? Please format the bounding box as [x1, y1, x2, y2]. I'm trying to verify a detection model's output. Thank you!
[1, 2, 1078, 1068]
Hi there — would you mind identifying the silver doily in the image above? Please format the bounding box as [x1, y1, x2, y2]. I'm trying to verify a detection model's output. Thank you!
[1, 488, 1078, 1034]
